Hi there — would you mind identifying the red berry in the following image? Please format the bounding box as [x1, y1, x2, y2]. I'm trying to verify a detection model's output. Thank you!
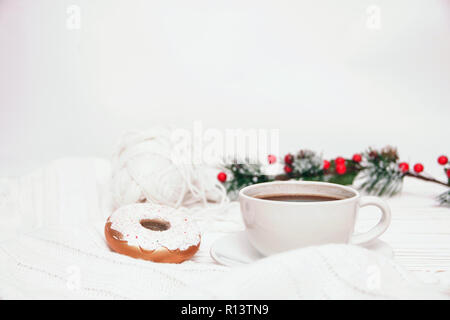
[323, 160, 331, 170]
[438, 155, 448, 165]
[284, 165, 293, 174]
[413, 163, 424, 173]
[336, 164, 346, 175]
[369, 151, 378, 158]
[268, 154, 277, 164]
[446, 169, 450, 179]
[335, 157, 345, 166]
[352, 154, 362, 163]
[284, 154, 294, 164]
[217, 172, 227, 182]
[399, 162, 409, 173]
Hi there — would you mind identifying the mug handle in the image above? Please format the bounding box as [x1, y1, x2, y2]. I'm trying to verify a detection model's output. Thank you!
[350, 196, 392, 245]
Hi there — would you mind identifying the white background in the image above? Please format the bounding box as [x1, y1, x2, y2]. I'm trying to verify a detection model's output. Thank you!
[1, 0, 449, 177]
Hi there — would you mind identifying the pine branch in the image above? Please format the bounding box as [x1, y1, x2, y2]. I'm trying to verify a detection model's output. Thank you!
[438, 190, 450, 207]
[405, 172, 449, 187]
[219, 146, 450, 206]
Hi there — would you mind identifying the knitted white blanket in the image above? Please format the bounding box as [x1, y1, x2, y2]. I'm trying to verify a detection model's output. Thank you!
[0, 227, 443, 299]
[0, 158, 446, 299]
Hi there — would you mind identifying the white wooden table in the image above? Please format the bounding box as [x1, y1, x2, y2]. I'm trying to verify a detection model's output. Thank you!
[1, 158, 449, 290]
[354, 177, 450, 274]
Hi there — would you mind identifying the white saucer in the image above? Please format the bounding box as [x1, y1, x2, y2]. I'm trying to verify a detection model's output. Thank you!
[210, 231, 394, 267]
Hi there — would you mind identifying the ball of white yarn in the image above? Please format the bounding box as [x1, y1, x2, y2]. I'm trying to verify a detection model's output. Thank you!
[111, 128, 227, 209]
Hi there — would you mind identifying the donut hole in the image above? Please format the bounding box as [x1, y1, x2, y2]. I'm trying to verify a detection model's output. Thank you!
[140, 219, 171, 231]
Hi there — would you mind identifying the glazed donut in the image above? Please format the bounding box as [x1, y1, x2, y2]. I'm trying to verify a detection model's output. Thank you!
[105, 203, 200, 263]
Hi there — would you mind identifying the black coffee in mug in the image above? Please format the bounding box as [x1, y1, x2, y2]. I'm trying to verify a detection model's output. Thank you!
[255, 194, 342, 202]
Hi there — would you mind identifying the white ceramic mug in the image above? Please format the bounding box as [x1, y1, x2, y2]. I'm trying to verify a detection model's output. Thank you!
[239, 181, 391, 256]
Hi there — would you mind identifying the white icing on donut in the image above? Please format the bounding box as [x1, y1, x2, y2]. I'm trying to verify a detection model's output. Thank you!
[108, 203, 200, 251]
